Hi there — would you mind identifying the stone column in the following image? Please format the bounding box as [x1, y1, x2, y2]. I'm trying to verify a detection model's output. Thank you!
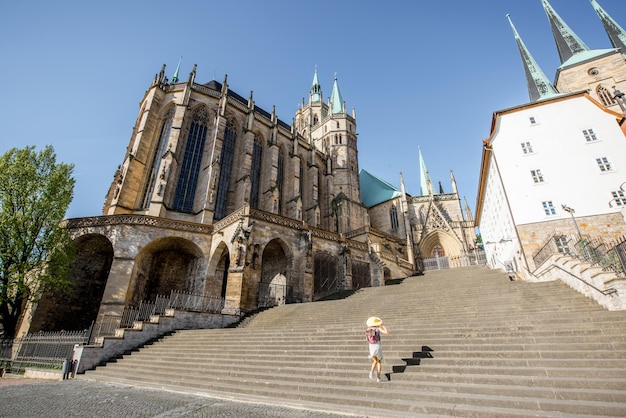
[96, 257, 135, 318]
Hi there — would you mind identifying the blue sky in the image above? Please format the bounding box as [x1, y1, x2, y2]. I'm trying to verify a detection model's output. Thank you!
[1, 0, 624, 219]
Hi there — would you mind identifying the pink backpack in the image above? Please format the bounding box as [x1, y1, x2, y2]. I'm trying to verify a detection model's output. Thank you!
[365, 327, 380, 343]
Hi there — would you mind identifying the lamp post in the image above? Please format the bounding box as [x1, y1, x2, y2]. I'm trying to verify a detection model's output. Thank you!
[561, 204, 590, 260]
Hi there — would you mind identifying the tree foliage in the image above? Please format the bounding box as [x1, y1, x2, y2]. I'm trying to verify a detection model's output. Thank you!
[0, 146, 75, 338]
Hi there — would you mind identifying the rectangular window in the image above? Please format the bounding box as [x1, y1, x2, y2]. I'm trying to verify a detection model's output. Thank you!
[529, 116, 536, 124]
[531, 169, 544, 183]
[521, 141, 534, 154]
[542, 201, 556, 215]
[582, 129, 598, 142]
[612, 190, 626, 206]
[596, 157, 613, 172]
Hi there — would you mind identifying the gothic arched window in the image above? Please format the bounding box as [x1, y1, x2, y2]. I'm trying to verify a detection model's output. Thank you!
[597, 85, 616, 107]
[214, 121, 237, 219]
[277, 149, 284, 215]
[299, 156, 304, 203]
[172, 107, 208, 212]
[390, 204, 399, 230]
[249, 134, 263, 209]
[141, 107, 174, 208]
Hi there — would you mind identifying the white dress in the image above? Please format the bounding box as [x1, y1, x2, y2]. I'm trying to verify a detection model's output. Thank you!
[368, 329, 383, 360]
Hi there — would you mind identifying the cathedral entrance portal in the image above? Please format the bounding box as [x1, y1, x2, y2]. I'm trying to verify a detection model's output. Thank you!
[419, 231, 463, 270]
[259, 239, 289, 307]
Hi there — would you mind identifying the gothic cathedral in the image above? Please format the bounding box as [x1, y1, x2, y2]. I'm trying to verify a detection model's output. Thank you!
[28, 66, 476, 333]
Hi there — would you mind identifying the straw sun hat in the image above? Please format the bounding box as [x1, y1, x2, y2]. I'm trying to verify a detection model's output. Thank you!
[366, 316, 383, 327]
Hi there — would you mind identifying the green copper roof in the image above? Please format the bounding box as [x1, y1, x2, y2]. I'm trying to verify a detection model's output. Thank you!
[507, 14, 560, 103]
[330, 75, 344, 114]
[558, 48, 619, 70]
[542, 0, 590, 64]
[591, 0, 626, 58]
[359, 169, 402, 208]
[172, 56, 182, 83]
[310, 67, 321, 103]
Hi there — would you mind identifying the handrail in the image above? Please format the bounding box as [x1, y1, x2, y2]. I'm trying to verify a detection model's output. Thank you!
[536, 263, 617, 296]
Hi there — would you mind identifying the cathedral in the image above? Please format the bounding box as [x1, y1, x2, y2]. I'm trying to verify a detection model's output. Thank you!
[27, 64, 476, 333]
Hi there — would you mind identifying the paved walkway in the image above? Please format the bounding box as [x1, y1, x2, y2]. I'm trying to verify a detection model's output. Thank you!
[0, 377, 357, 418]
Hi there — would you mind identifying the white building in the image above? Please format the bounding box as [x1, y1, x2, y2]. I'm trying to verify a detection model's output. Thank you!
[476, 0, 626, 277]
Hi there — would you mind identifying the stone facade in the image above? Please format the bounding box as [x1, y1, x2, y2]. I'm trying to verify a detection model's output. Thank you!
[30, 68, 418, 333]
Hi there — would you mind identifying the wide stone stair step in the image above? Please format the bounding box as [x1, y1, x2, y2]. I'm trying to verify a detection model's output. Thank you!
[80, 266, 626, 417]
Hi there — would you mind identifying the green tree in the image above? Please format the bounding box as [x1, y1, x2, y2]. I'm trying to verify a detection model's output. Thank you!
[0, 146, 75, 338]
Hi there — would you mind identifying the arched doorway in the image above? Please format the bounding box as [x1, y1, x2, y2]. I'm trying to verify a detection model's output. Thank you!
[30, 234, 113, 332]
[313, 251, 338, 299]
[206, 242, 230, 300]
[128, 237, 203, 306]
[259, 239, 289, 307]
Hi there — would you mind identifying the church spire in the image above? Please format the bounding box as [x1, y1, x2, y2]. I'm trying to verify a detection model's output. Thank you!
[418, 147, 433, 196]
[541, 0, 589, 64]
[507, 14, 559, 103]
[171, 56, 182, 83]
[310, 66, 322, 103]
[590, 0, 626, 57]
[329, 74, 344, 114]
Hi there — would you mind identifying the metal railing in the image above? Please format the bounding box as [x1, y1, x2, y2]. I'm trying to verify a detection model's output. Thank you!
[533, 233, 625, 277]
[0, 329, 90, 373]
[421, 250, 487, 271]
[258, 282, 292, 307]
[90, 290, 224, 343]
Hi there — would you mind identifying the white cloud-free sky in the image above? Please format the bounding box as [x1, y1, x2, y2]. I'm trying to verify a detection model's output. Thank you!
[1, 0, 624, 219]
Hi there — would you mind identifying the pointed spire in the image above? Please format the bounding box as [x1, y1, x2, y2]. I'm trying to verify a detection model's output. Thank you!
[310, 66, 322, 103]
[330, 73, 344, 114]
[399, 172, 407, 195]
[418, 147, 433, 196]
[464, 196, 474, 223]
[591, 0, 626, 57]
[507, 14, 560, 102]
[542, 0, 589, 64]
[172, 56, 182, 83]
[450, 170, 458, 195]
[188, 64, 197, 85]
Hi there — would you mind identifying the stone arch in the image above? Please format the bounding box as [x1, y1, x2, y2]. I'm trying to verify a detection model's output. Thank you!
[418, 230, 463, 259]
[313, 251, 338, 300]
[258, 238, 292, 307]
[383, 267, 392, 283]
[206, 241, 230, 300]
[351, 260, 371, 290]
[30, 234, 113, 332]
[128, 237, 204, 307]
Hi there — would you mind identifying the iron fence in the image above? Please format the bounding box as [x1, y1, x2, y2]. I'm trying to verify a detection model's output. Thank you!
[89, 290, 225, 343]
[533, 233, 625, 277]
[0, 329, 90, 373]
[614, 235, 626, 275]
[258, 282, 290, 307]
[421, 250, 486, 271]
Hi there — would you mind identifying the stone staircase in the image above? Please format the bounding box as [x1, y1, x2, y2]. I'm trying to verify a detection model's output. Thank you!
[79, 266, 626, 417]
